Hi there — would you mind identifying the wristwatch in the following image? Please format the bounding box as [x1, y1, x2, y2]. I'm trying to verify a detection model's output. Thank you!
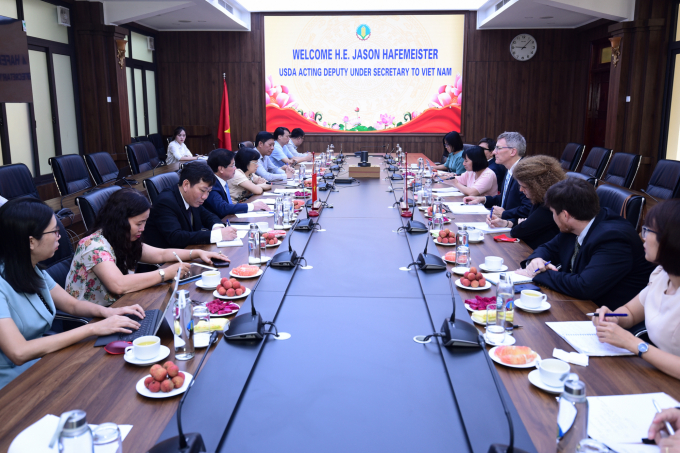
[158, 269, 165, 283]
[637, 341, 649, 358]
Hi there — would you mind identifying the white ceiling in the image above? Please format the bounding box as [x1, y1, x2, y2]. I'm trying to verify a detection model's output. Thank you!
[88, 0, 634, 31]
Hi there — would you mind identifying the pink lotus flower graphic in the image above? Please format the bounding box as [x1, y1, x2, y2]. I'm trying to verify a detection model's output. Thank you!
[266, 75, 298, 109]
[429, 74, 463, 108]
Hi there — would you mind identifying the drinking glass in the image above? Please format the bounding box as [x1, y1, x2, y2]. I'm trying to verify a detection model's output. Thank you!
[93, 423, 122, 453]
[486, 304, 506, 345]
[192, 305, 211, 349]
[455, 245, 470, 267]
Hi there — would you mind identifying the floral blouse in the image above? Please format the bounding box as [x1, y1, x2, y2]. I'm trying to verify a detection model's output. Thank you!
[65, 230, 119, 307]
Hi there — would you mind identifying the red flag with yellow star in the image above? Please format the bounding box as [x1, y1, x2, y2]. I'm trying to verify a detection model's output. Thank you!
[218, 77, 231, 150]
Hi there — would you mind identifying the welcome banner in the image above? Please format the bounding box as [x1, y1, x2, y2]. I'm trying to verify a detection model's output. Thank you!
[264, 15, 465, 134]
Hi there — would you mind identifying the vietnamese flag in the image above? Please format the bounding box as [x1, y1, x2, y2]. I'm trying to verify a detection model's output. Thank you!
[218, 77, 232, 150]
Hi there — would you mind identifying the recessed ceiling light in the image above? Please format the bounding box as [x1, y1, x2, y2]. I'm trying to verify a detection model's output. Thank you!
[179, 20, 191, 23]
[540, 16, 553, 19]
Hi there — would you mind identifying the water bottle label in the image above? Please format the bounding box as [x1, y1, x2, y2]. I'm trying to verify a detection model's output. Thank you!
[557, 398, 577, 439]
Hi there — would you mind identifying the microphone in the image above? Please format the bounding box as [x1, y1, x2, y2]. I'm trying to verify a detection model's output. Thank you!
[477, 333, 531, 453]
[408, 235, 446, 271]
[147, 331, 218, 453]
[152, 160, 165, 176]
[294, 202, 316, 231]
[640, 189, 660, 203]
[270, 219, 300, 268]
[437, 272, 482, 347]
[403, 201, 428, 233]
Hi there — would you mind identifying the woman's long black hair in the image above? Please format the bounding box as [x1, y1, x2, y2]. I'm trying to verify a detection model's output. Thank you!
[92, 189, 150, 275]
[0, 197, 55, 294]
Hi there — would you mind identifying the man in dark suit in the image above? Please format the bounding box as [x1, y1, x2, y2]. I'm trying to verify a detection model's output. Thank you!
[478, 137, 507, 188]
[143, 162, 238, 249]
[463, 131, 532, 220]
[516, 178, 655, 309]
[204, 149, 268, 219]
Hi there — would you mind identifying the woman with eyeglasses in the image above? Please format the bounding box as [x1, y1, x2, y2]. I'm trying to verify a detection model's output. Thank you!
[592, 200, 680, 380]
[478, 137, 506, 186]
[227, 148, 272, 203]
[0, 197, 144, 390]
[166, 126, 199, 165]
[433, 131, 465, 175]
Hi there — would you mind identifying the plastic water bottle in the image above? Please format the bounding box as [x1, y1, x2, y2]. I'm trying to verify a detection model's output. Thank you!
[487, 281, 507, 345]
[52, 410, 94, 453]
[329, 144, 334, 162]
[248, 223, 261, 264]
[299, 163, 306, 185]
[418, 157, 424, 173]
[274, 197, 284, 228]
[423, 176, 433, 206]
[432, 196, 444, 231]
[496, 273, 514, 332]
[173, 289, 195, 360]
[557, 375, 588, 453]
[455, 226, 469, 267]
[282, 193, 293, 226]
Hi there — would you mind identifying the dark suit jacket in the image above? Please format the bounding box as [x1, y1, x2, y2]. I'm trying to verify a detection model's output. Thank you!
[525, 208, 655, 309]
[509, 203, 559, 250]
[483, 162, 532, 220]
[487, 158, 507, 191]
[204, 178, 248, 219]
[143, 185, 223, 249]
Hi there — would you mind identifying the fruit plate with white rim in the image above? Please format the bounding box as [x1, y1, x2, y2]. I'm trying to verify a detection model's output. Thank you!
[136, 372, 193, 399]
[528, 369, 564, 394]
[488, 346, 541, 369]
[483, 333, 516, 346]
[434, 240, 457, 247]
[478, 263, 508, 272]
[455, 279, 492, 291]
[515, 299, 551, 313]
[195, 280, 217, 290]
[207, 305, 240, 317]
[265, 240, 282, 248]
[229, 268, 264, 279]
[465, 303, 497, 312]
[442, 256, 460, 265]
[124, 345, 170, 366]
[213, 287, 251, 300]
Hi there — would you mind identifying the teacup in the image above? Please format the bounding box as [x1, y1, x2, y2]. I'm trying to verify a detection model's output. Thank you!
[520, 290, 547, 309]
[469, 230, 483, 241]
[538, 359, 570, 387]
[125, 335, 160, 360]
[257, 222, 269, 232]
[484, 256, 504, 270]
[201, 270, 221, 287]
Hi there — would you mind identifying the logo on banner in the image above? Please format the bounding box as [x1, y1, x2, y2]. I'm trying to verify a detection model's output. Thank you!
[356, 24, 371, 40]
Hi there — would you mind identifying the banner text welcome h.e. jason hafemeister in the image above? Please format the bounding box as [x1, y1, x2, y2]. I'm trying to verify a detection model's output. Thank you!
[264, 15, 464, 134]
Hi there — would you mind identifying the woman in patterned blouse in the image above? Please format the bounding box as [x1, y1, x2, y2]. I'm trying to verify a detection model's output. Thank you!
[66, 189, 226, 307]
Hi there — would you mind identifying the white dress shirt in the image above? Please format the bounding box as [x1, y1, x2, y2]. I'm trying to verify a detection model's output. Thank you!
[167, 141, 193, 165]
[178, 189, 224, 243]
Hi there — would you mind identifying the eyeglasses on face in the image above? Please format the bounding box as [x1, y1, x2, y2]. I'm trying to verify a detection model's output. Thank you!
[43, 228, 61, 238]
[495, 146, 514, 151]
[641, 226, 657, 239]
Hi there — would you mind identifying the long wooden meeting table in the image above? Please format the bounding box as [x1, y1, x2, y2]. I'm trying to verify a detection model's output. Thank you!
[1, 153, 679, 452]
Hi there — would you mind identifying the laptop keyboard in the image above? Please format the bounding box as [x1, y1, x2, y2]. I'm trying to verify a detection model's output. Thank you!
[117, 309, 159, 342]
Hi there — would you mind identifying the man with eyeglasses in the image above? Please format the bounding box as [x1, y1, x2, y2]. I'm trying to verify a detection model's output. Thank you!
[204, 148, 269, 219]
[515, 178, 654, 309]
[463, 131, 532, 220]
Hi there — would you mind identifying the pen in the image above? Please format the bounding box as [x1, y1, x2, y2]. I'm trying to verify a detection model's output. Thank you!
[653, 399, 675, 436]
[489, 207, 494, 219]
[585, 313, 628, 317]
[535, 261, 550, 272]
[173, 252, 183, 264]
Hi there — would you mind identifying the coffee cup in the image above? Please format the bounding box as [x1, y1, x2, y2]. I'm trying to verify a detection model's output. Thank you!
[257, 222, 269, 232]
[124, 335, 160, 360]
[538, 358, 570, 387]
[520, 290, 547, 308]
[484, 256, 504, 270]
[201, 270, 221, 287]
[469, 230, 483, 241]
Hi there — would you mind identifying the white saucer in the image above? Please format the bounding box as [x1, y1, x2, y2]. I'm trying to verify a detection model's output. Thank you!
[469, 238, 484, 243]
[528, 369, 564, 394]
[248, 256, 271, 265]
[483, 333, 516, 346]
[451, 265, 469, 274]
[455, 279, 492, 291]
[515, 299, 551, 313]
[195, 280, 217, 290]
[479, 263, 508, 272]
[136, 372, 193, 398]
[124, 345, 170, 366]
[273, 224, 292, 230]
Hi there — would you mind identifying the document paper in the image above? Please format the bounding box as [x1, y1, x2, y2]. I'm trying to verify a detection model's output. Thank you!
[482, 271, 534, 285]
[444, 203, 491, 215]
[455, 221, 511, 234]
[546, 321, 634, 356]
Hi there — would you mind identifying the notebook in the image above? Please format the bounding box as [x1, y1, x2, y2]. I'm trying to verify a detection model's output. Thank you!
[455, 221, 512, 234]
[546, 321, 634, 356]
[482, 271, 534, 285]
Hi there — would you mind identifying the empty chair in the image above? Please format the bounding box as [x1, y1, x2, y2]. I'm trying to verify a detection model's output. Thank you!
[134, 135, 150, 142]
[566, 172, 596, 185]
[238, 141, 254, 149]
[645, 159, 680, 200]
[84, 152, 119, 185]
[75, 185, 121, 231]
[601, 152, 641, 189]
[462, 143, 476, 151]
[0, 163, 39, 200]
[596, 184, 645, 231]
[49, 154, 93, 196]
[559, 143, 585, 172]
[126, 142, 153, 174]
[144, 172, 179, 204]
[148, 133, 167, 163]
[577, 147, 612, 180]
[142, 141, 161, 168]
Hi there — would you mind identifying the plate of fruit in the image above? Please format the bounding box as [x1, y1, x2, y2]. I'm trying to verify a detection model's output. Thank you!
[442, 251, 458, 264]
[294, 190, 311, 198]
[261, 232, 281, 247]
[270, 229, 287, 238]
[205, 299, 240, 317]
[464, 295, 497, 312]
[470, 309, 514, 325]
[434, 229, 456, 246]
[137, 362, 193, 398]
[455, 268, 490, 290]
[489, 346, 540, 369]
[230, 264, 263, 278]
[213, 278, 250, 299]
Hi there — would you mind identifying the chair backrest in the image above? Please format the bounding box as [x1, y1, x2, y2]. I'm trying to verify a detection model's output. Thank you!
[0, 163, 39, 200]
[601, 152, 641, 189]
[84, 152, 119, 185]
[579, 147, 612, 180]
[596, 184, 645, 231]
[559, 143, 585, 172]
[49, 154, 93, 196]
[134, 135, 150, 142]
[566, 171, 596, 185]
[239, 141, 254, 149]
[646, 159, 680, 200]
[148, 133, 167, 162]
[144, 172, 179, 204]
[75, 185, 121, 231]
[40, 217, 74, 288]
[141, 141, 160, 168]
[462, 143, 475, 151]
[126, 142, 153, 175]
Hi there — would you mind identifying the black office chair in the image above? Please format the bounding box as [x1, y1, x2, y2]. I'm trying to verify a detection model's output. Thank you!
[84, 152, 119, 185]
[601, 152, 641, 189]
[143, 172, 179, 205]
[142, 141, 161, 168]
[596, 184, 645, 231]
[578, 147, 612, 180]
[645, 159, 680, 200]
[126, 142, 153, 175]
[238, 141, 254, 149]
[462, 143, 475, 151]
[559, 143, 585, 172]
[134, 135, 150, 143]
[566, 172, 597, 185]
[49, 154, 93, 196]
[0, 163, 40, 200]
[76, 185, 121, 231]
[148, 133, 167, 163]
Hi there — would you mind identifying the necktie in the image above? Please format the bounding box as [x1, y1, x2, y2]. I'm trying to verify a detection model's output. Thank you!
[224, 181, 232, 205]
[570, 237, 580, 272]
[188, 209, 194, 230]
[500, 173, 511, 208]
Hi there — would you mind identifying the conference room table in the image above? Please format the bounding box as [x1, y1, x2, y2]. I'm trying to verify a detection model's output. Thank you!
[2, 153, 679, 452]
